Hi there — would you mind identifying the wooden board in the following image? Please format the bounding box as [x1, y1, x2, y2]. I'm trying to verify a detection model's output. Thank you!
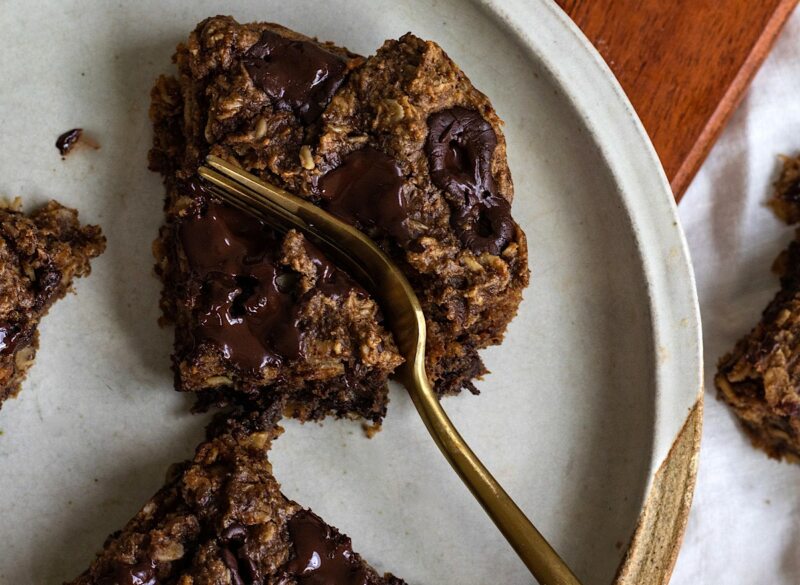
[558, 0, 798, 200]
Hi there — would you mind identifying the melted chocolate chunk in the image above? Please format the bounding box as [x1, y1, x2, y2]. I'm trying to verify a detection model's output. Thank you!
[56, 128, 83, 157]
[179, 200, 269, 279]
[318, 147, 411, 243]
[34, 263, 62, 305]
[220, 523, 260, 585]
[244, 30, 347, 124]
[427, 108, 496, 198]
[221, 522, 248, 543]
[179, 199, 361, 372]
[179, 202, 302, 370]
[221, 548, 246, 585]
[0, 323, 26, 356]
[283, 510, 368, 585]
[461, 197, 515, 257]
[301, 238, 366, 300]
[426, 107, 514, 255]
[97, 559, 157, 585]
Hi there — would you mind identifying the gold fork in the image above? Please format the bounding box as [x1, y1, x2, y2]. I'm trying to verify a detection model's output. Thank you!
[199, 155, 583, 585]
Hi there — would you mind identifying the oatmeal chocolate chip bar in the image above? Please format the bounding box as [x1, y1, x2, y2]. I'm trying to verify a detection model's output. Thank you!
[150, 19, 401, 421]
[0, 200, 105, 406]
[66, 406, 407, 585]
[716, 232, 800, 460]
[314, 36, 529, 394]
[149, 16, 528, 411]
[154, 179, 402, 421]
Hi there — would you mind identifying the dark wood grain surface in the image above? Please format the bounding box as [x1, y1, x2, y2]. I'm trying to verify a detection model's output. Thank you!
[557, 0, 798, 200]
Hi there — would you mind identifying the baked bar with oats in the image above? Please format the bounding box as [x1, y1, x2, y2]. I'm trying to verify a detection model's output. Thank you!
[312, 34, 529, 394]
[66, 405, 407, 585]
[150, 18, 401, 423]
[149, 16, 528, 412]
[716, 231, 800, 460]
[153, 180, 402, 422]
[716, 154, 800, 460]
[0, 199, 105, 406]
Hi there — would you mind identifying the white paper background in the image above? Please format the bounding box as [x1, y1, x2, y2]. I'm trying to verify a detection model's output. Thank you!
[671, 8, 800, 584]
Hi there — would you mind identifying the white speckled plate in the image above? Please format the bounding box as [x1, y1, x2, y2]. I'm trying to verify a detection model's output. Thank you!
[0, 1, 701, 583]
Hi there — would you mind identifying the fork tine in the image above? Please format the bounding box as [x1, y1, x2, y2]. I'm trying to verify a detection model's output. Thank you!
[199, 168, 299, 229]
[204, 185, 279, 227]
[199, 165, 379, 290]
[205, 156, 296, 205]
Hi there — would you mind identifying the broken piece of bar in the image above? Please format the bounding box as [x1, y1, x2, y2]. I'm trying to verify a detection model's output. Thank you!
[153, 179, 403, 422]
[0, 199, 105, 406]
[716, 154, 800, 460]
[66, 406, 407, 585]
[716, 230, 800, 460]
[314, 33, 530, 395]
[149, 16, 529, 417]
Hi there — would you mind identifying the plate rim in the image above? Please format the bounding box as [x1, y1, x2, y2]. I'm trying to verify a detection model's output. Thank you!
[0, 1, 703, 581]
[477, 0, 704, 581]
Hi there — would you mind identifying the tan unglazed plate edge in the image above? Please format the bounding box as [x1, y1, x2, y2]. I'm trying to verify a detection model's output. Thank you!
[482, 0, 704, 582]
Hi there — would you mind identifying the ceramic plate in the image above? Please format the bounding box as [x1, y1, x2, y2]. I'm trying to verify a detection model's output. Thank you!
[0, 1, 702, 583]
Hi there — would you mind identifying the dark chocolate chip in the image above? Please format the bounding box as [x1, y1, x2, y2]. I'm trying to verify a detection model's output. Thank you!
[97, 559, 157, 585]
[240, 554, 261, 584]
[275, 272, 300, 295]
[282, 509, 368, 585]
[243, 30, 347, 124]
[178, 196, 359, 372]
[457, 197, 515, 257]
[426, 107, 514, 255]
[318, 146, 412, 244]
[221, 522, 248, 543]
[221, 547, 246, 585]
[56, 128, 83, 156]
[426, 107, 496, 201]
[220, 522, 262, 584]
[34, 264, 62, 305]
[300, 238, 366, 300]
[0, 323, 22, 356]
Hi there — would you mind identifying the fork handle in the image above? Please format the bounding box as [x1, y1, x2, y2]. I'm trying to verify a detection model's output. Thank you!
[402, 368, 583, 585]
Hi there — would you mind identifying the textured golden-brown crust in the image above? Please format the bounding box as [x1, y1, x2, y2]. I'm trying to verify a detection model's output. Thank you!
[716, 231, 800, 460]
[0, 199, 105, 405]
[66, 406, 407, 585]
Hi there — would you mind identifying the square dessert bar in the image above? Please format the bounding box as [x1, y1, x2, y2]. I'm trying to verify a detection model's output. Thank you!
[67, 406, 407, 585]
[149, 16, 529, 419]
[153, 180, 403, 422]
[0, 200, 105, 406]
